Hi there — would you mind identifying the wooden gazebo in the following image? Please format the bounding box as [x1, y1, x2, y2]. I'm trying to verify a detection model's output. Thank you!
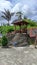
[12, 19, 29, 33]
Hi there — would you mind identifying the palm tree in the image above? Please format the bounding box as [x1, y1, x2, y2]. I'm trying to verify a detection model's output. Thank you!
[24, 16, 27, 19]
[1, 9, 14, 25]
[16, 11, 23, 20]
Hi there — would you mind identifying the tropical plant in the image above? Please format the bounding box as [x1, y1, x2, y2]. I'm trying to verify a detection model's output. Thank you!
[7, 28, 14, 33]
[24, 16, 27, 19]
[16, 11, 23, 20]
[2, 36, 8, 47]
[1, 9, 14, 25]
[23, 18, 37, 27]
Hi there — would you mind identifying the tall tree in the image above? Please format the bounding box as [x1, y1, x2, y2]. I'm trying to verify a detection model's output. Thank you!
[24, 16, 27, 19]
[16, 11, 23, 20]
[1, 9, 14, 25]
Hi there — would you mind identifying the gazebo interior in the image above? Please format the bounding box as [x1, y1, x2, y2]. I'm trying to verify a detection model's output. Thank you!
[12, 19, 29, 33]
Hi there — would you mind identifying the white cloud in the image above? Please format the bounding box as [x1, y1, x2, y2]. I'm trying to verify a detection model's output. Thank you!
[31, 15, 37, 21]
[11, 3, 22, 12]
[22, 5, 30, 15]
[32, 11, 37, 15]
[0, 0, 12, 11]
[11, 3, 32, 16]
[11, 1, 37, 21]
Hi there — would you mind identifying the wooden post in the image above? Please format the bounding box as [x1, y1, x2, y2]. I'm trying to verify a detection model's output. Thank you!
[20, 25, 21, 33]
[26, 25, 27, 34]
[15, 25, 16, 33]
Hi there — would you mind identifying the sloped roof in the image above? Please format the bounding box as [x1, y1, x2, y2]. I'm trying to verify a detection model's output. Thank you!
[11, 19, 29, 25]
[11, 19, 22, 24]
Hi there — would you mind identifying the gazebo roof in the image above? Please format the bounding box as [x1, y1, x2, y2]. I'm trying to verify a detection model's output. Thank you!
[11, 19, 29, 25]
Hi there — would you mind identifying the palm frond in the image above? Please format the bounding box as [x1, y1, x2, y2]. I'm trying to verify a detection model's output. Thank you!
[1, 9, 14, 25]
[1, 15, 7, 20]
[11, 12, 14, 16]
[16, 11, 23, 20]
[16, 12, 22, 14]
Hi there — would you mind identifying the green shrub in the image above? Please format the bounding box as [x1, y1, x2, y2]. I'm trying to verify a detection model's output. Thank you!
[2, 36, 8, 46]
[7, 28, 14, 33]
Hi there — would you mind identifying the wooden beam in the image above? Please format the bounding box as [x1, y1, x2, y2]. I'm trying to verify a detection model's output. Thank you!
[15, 25, 16, 33]
[19, 25, 21, 33]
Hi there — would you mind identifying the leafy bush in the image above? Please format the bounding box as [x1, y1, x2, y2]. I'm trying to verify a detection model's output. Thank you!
[0, 25, 15, 34]
[2, 36, 8, 46]
[7, 28, 14, 33]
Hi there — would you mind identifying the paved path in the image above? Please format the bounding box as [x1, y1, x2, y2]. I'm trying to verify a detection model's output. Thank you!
[0, 46, 37, 65]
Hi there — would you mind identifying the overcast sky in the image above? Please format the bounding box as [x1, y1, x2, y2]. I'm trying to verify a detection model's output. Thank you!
[0, 0, 37, 25]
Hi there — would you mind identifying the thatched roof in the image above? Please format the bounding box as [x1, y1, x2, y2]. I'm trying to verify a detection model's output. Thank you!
[11, 19, 22, 24]
[11, 19, 29, 25]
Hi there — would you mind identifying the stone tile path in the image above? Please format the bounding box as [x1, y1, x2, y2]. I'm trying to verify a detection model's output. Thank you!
[0, 45, 37, 65]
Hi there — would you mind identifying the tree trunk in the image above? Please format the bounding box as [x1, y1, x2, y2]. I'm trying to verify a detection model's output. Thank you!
[8, 21, 9, 25]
